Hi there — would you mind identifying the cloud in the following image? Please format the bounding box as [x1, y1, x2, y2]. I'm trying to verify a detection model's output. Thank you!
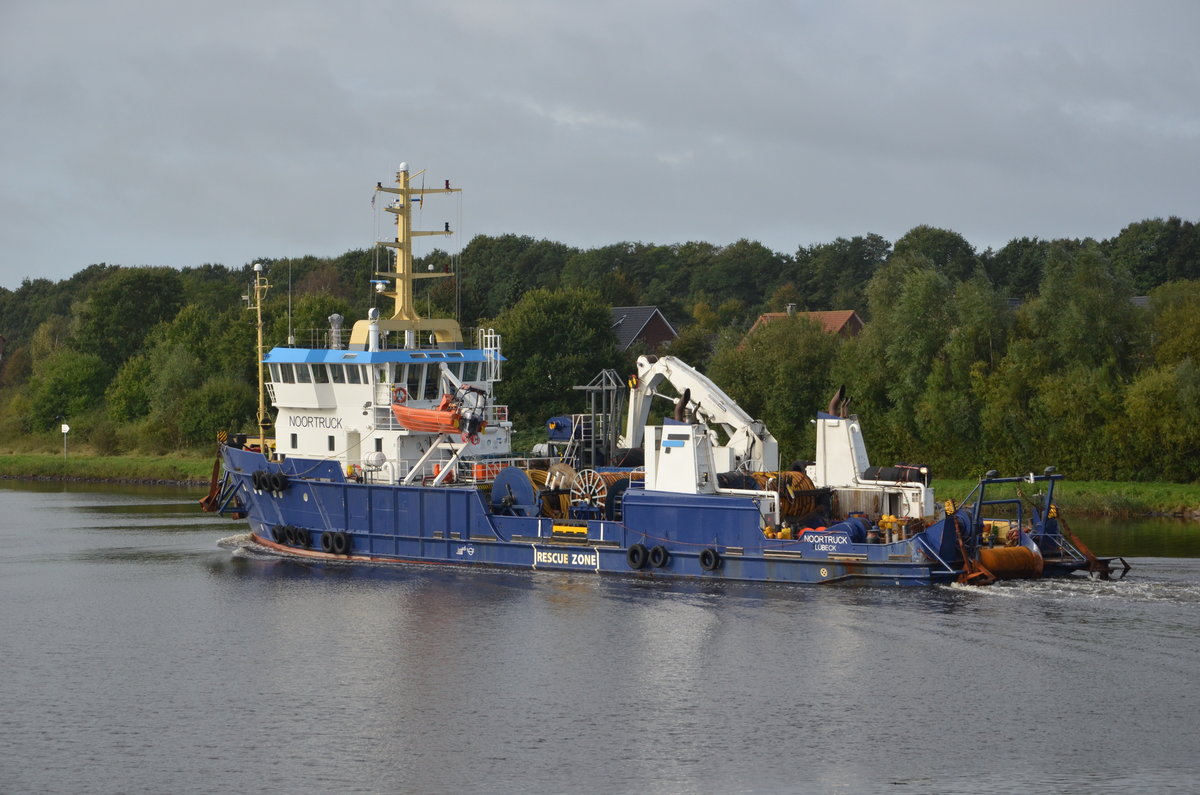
[1, 0, 1199, 287]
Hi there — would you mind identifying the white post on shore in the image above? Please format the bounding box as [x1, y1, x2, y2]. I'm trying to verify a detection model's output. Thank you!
[61, 423, 70, 462]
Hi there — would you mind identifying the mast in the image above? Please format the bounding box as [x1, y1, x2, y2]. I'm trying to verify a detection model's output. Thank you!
[372, 163, 461, 347]
[250, 262, 271, 454]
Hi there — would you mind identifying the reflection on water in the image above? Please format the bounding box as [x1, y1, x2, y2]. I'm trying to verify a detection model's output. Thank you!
[1069, 515, 1200, 558]
[1, 480, 1199, 794]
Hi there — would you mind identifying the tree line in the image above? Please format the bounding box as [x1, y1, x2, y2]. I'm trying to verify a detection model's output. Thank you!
[1, 216, 1199, 482]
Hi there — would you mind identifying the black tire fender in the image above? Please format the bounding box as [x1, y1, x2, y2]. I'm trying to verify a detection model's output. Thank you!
[626, 543, 648, 570]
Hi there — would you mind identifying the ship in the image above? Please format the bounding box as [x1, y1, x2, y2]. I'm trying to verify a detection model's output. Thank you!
[201, 164, 1129, 586]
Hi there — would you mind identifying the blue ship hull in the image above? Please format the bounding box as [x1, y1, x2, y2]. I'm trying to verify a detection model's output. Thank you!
[216, 446, 966, 586]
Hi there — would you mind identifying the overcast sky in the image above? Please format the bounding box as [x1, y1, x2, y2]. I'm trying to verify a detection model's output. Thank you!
[2, 0, 1198, 290]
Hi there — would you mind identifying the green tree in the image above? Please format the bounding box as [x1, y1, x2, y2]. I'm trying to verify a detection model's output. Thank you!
[178, 375, 257, 446]
[1107, 217, 1200, 293]
[709, 315, 840, 462]
[458, 235, 577, 324]
[1148, 279, 1200, 367]
[30, 315, 73, 361]
[26, 349, 110, 431]
[491, 288, 621, 424]
[794, 233, 890, 312]
[892, 225, 981, 283]
[74, 267, 185, 370]
[696, 239, 790, 309]
[661, 324, 716, 372]
[983, 237, 1049, 300]
[1122, 360, 1200, 481]
[1024, 242, 1144, 374]
[106, 354, 154, 422]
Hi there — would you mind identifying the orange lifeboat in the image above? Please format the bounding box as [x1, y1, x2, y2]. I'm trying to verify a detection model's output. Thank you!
[391, 392, 462, 433]
[390, 387, 488, 442]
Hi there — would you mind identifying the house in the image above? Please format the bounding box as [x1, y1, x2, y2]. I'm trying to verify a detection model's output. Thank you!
[610, 306, 678, 352]
[748, 304, 864, 338]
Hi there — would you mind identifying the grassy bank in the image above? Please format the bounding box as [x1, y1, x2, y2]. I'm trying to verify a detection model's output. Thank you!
[0, 453, 216, 484]
[936, 477, 1200, 519]
[3, 453, 1198, 518]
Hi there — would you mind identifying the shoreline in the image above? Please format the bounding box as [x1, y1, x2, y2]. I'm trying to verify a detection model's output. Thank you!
[3, 470, 1198, 520]
[1, 473, 210, 488]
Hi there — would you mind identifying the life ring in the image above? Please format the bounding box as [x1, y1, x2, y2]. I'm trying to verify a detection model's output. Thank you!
[332, 531, 349, 555]
[626, 543, 648, 570]
[320, 532, 334, 553]
[699, 547, 721, 571]
[392, 385, 408, 404]
[649, 545, 669, 568]
[270, 471, 288, 492]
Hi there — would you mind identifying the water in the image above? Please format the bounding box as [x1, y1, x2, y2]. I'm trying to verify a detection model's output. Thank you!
[2, 481, 1198, 794]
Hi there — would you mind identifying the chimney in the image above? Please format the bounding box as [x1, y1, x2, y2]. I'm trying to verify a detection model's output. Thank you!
[328, 314, 345, 349]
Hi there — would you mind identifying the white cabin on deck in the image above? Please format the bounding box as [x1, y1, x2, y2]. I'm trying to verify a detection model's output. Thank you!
[807, 412, 937, 521]
[264, 339, 510, 479]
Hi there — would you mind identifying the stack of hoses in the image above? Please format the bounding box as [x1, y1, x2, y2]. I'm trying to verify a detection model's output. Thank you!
[752, 471, 817, 518]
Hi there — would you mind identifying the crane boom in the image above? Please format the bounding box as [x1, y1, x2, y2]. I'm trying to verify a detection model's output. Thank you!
[620, 355, 779, 472]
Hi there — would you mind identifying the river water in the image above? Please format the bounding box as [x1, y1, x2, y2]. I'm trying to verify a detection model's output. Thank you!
[1, 480, 1198, 794]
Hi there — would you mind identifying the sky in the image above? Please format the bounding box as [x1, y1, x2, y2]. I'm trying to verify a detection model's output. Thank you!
[2, 0, 1199, 290]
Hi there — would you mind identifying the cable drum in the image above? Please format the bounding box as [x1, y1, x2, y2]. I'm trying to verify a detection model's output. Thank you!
[571, 469, 646, 518]
[526, 468, 571, 519]
[751, 471, 818, 519]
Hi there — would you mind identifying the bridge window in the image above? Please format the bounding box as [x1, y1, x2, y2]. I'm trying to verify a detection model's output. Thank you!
[312, 364, 329, 384]
[280, 363, 295, 384]
[330, 364, 346, 384]
[346, 365, 362, 384]
[406, 364, 421, 401]
[295, 364, 312, 384]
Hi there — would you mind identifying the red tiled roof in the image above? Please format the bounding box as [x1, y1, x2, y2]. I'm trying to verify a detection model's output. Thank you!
[748, 309, 863, 337]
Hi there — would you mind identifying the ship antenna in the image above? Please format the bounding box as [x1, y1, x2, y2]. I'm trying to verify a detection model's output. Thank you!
[287, 260, 294, 346]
